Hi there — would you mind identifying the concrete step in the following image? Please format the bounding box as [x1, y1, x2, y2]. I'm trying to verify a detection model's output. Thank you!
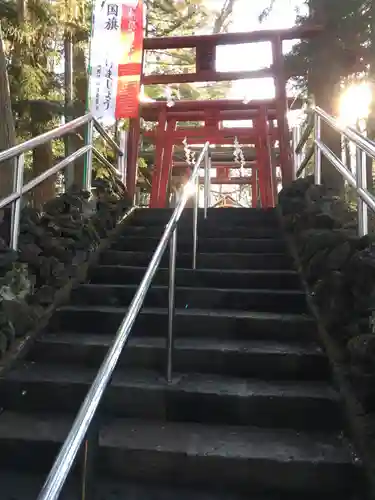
[0, 365, 340, 430]
[100, 250, 293, 270]
[0, 207, 364, 498]
[89, 266, 302, 290]
[71, 284, 307, 314]
[0, 412, 359, 494]
[29, 334, 329, 380]
[130, 208, 279, 225]
[99, 418, 361, 495]
[5, 471, 348, 500]
[112, 236, 286, 254]
[120, 224, 283, 239]
[50, 306, 317, 342]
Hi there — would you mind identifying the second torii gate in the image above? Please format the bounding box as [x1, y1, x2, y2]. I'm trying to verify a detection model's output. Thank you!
[143, 99, 287, 208]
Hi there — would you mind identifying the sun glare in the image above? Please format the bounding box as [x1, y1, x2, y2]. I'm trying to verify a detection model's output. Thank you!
[339, 82, 372, 126]
[184, 181, 197, 197]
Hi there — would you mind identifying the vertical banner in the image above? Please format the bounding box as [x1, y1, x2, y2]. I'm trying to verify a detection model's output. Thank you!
[115, 0, 144, 118]
[89, 0, 143, 120]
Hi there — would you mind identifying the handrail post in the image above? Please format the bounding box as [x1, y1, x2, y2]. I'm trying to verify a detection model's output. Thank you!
[118, 130, 128, 186]
[84, 120, 94, 191]
[314, 113, 321, 184]
[167, 227, 177, 383]
[292, 126, 299, 178]
[292, 127, 296, 175]
[192, 172, 199, 270]
[356, 145, 368, 236]
[204, 147, 210, 218]
[208, 156, 211, 208]
[10, 154, 25, 250]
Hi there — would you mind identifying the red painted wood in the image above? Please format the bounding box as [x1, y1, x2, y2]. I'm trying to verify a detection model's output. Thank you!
[143, 25, 322, 50]
[144, 26, 320, 205]
[142, 68, 272, 85]
[172, 161, 257, 168]
[157, 119, 177, 208]
[141, 98, 298, 112]
[126, 117, 141, 201]
[143, 130, 280, 143]
[150, 109, 167, 207]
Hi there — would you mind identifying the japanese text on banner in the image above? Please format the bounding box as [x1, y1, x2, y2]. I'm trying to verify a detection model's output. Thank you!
[89, 0, 143, 121]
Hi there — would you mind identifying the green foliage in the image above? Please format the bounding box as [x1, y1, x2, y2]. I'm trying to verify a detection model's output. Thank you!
[262, 0, 373, 96]
[138, 157, 147, 170]
[146, 0, 209, 37]
[0, 0, 238, 199]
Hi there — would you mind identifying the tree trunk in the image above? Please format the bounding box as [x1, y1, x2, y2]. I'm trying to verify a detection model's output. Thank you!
[64, 32, 74, 189]
[308, 0, 344, 196]
[0, 29, 16, 198]
[365, 1, 375, 194]
[314, 85, 344, 196]
[32, 142, 55, 209]
[71, 43, 88, 188]
[30, 104, 55, 208]
[212, 0, 237, 33]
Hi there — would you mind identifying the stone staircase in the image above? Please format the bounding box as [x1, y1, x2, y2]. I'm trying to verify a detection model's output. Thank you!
[0, 208, 363, 499]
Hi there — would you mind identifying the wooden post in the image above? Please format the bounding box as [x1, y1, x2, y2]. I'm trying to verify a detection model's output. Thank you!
[272, 36, 292, 186]
[150, 108, 167, 207]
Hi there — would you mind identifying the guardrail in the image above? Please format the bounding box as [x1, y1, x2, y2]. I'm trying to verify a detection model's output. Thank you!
[0, 114, 127, 250]
[292, 105, 375, 236]
[36, 141, 211, 500]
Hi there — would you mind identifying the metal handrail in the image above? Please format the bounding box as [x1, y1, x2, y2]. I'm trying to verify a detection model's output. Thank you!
[292, 105, 375, 236]
[36, 141, 211, 500]
[0, 114, 123, 164]
[315, 106, 375, 159]
[0, 113, 126, 250]
[0, 146, 91, 211]
[0, 115, 92, 164]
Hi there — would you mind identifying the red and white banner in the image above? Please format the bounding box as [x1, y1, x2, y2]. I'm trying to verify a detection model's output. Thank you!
[89, 0, 143, 120]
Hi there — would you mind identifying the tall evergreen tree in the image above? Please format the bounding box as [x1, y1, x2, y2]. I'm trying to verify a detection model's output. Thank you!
[0, 26, 16, 198]
[0, 0, 240, 201]
[262, 0, 373, 194]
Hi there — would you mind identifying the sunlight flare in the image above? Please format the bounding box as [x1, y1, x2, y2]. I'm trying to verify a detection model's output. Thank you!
[339, 82, 372, 126]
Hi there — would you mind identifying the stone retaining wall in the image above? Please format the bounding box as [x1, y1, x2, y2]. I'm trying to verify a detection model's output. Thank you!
[0, 174, 132, 359]
[279, 175, 375, 493]
[279, 175, 375, 410]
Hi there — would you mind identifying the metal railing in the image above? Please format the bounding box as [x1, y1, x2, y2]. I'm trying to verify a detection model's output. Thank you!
[36, 141, 211, 500]
[0, 114, 127, 250]
[292, 105, 375, 236]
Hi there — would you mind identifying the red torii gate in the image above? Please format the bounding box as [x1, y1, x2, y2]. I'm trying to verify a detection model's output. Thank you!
[144, 99, 286, 208]
[125, 25, 321, 207]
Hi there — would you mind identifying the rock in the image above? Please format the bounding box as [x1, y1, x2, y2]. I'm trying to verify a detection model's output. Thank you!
[1, 299, 37, 337]
[348, 334, 375, 370]
[347, 335, 375, 410]
[0, 173, 131, 360]
[280, 175, 375, 410]
[0, 208, 11, 246]
[0, 249, 18, 272]
[29, 285, 56, 306]
[326, 241, 353, 270]
[0, 332, 7, 356]
[0, 312, 15, 348]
